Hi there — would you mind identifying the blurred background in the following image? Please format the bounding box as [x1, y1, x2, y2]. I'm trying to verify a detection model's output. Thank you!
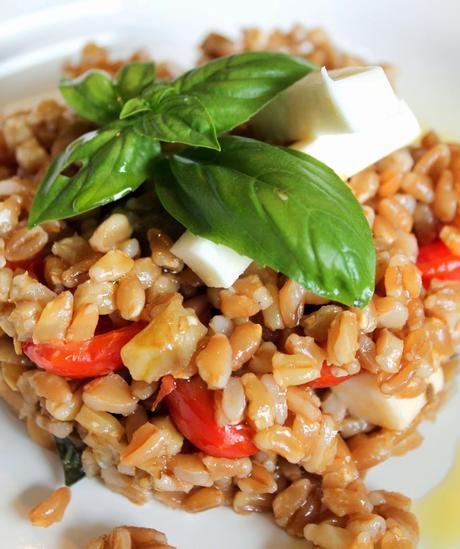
[1, 0, 459, 135]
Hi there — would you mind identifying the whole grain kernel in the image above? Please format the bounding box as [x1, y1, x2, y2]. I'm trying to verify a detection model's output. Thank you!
[217, 376, 246, 425]
[183, 487, 224, 512]
[375, 329, 404, 373]
[220, 289, 260, 319]
[51, 235, 92, 264]
[132, 257, 161, 289]
[272, 352, 322, 387]
[279, 279, 305, 328]
[349, 169, 379, 203]
[374, 296, 408, 330]
[28, 486, 71, 527]
[32, 291, 73, 344]
[89, 250, 134, 282]
[74, 280, 116, 315]
[83, 373, 138, 416]
[229, 322, 262, 370]
[236, 461, 277, 494]
[5, 226, 48, 262]
[249, 341, 277, 374]
[254, 425, 304, 464]
[116, 273, 146, 321]
[327, 311, 359, 366]
[440, 225, 460, 256]
[196, 333, 232, 389]
[434, 169, 457, 223]
[89, 214, 133, 253]
[241, 372, 275, 431]
[148, 228, 184, 273]
[66, 303, 99, 341]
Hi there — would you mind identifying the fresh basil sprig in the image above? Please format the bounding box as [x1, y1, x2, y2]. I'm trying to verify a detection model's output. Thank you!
[154, 136, 375, 307]
[60, 61, 156, 124]
[28, 123, 160, 225]
[30, 52, 316, 227]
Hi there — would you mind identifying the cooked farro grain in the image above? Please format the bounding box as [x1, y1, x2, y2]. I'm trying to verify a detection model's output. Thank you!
[28, 486, 71, 528]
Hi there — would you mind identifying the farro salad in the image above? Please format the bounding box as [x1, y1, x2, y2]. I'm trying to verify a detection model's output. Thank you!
[1, 26, 459, 549]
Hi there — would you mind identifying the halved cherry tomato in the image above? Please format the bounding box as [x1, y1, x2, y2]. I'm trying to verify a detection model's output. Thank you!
[22, 322, 145, 379]
[166, 376, 257, 458]
[417, 240, 460, 287]
[305, 362, 355, 389]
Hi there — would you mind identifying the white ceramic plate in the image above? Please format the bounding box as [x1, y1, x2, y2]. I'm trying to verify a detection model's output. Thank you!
[0, 1, 459, 548]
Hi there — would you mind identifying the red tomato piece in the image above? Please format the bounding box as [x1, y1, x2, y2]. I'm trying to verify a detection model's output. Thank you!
[166, 376, 257, 458]
[7, 255, 45, 282]
[417, 240, 460, 287]
[305, 362, 355, 389]
[22, 322, 145, 379]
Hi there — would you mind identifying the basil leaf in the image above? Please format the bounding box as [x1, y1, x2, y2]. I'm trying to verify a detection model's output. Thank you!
[120, 97, 152, 119]
[154, 136, 375, 307]
[54, 436, 85, 486]
[60, 71, 119, 124]
[29, 123, 160, 226]
[135, 93, 220, 150]
[116, 61, 156, 102]
[171, 52, 316, 134]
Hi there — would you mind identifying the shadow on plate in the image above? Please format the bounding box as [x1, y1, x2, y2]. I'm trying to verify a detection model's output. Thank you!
[12, 483, 51, 518]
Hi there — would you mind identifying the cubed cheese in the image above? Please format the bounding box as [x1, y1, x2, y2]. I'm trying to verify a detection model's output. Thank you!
[293, 100, 420, 179]
[170, 231, 252, 288]
[252, 66, 400, 142]
[251, 66, 421, 180]
[332, 369, 444, 431]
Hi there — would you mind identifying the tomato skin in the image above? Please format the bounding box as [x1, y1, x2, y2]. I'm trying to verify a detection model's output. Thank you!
[305, 362, 355, 389]
[417, 240, 460, 287]
[7, 255, 44, 281]
[22, 322, 145, 379]
[166, 377, 257, 458]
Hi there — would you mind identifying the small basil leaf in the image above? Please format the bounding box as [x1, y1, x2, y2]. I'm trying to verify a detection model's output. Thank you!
[171, 51, 316, 134]
[29, 123, 160, 226]
[116, 61, 156, 102]
[60, 71, 119, 124]
[120, 97, 152, 119]
[154, 136, 375, 307]
[135, 94, 220, 150]
[54, 436, 85, 486]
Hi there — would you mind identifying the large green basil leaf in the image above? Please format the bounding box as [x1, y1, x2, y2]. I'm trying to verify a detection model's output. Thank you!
[135, 92, 219, 150]
[154, 136, 375, 307]
[171, 52, 316, 134]
[60, 71, 119, 124]
[115, 61, 156, 102]
[28, 123, 160, 226]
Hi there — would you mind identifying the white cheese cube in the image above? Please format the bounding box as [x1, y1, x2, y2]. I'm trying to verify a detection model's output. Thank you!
[251, 65, 421, 180]
[332, 369, 444, 431]
[294, 100, 420, 179]
[170, 231, 252, 288]
[251, 66, 401, 143]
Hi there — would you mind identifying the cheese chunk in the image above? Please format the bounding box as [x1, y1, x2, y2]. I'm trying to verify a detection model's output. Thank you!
[170, 231, 252, 288]
[332, 369, 444, 431]
[252, 66, 400, 143]
[251, 66, 421, 180]
[293, 100, 420, 179]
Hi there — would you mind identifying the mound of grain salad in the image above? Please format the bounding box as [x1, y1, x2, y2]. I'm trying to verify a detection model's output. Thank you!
[1, 26, 459, 549]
